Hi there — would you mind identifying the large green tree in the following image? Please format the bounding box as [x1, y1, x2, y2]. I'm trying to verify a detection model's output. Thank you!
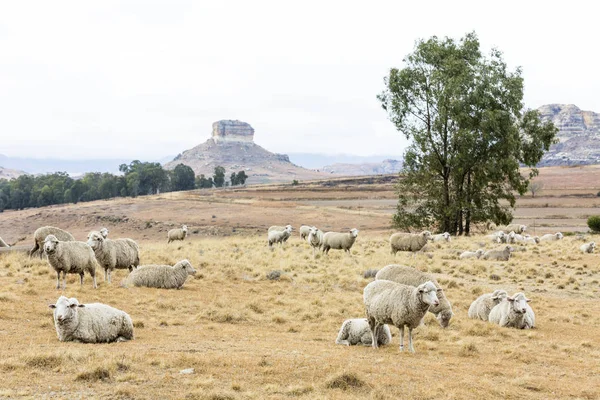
[170, 164, 196, 191]
[378, 32, 557, 235]
[213, 166, 226, 188]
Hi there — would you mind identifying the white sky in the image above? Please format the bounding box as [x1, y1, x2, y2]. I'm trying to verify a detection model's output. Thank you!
[1, 0, 598, 160]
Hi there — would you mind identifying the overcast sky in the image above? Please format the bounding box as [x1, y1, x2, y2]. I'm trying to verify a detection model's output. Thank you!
[1, 1, 598, 160]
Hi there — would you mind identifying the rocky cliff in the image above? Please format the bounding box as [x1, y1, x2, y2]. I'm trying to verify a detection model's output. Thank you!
[538, 104, 600, 166]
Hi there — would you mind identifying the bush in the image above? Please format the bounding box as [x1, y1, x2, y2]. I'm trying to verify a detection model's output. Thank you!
[588, 216, 600, 232]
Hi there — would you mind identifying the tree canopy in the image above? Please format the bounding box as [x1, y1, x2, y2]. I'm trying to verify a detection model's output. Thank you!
[378, 32, 557, 235]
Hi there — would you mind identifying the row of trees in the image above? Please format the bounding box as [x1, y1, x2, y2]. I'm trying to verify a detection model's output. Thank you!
[0, 162, 247, 211]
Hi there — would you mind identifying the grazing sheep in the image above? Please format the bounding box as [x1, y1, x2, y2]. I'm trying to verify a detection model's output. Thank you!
[307, 226, 324, 257]
[299, 225, 311, 240]
[482, 245, 512, 261]
[389, 231, 431, 256]
[523, 235, 540, 244]
[49, 296, 133, 343]
[268, 225, 293, 242]
[488, 292, 534, 329]
[364, 280, 440, 352]
[87, 231, 140, 283]
[167, 225, 188, 243]
[431, 232, 451, 242]
[468, 290, 508, 321]
[335, 318, 392, 346]
[124, 259, 196, 289]
[505, 224, 526, 234]
[459, 249, 485, 260]
[0, 236, 9, 248]
[43, 235, 97, 290]
[580, 242, 596, 254]
[322, 229, 359, 255]
[375, 264, 453, 328]
[30, 226, 75, 258]
[268, 226, 293, 247]
[539, 232, 564, 241]
[99, 227, 109, 239]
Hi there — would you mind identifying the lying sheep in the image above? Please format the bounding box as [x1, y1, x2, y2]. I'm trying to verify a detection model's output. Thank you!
[0, 236, 9, 248]
[307, 226, 324, 257]
[390, 231, 431, 256]
[482, 245, 512, 261]
[523, 235, 540, 244]
[580, 242, 596, 254]
[268, 225, 293, 242]
[505, 224, 526, 234]
[87, 231, 140, 283]
[431, 232, 451, 242]
[322, 229, 359, 255]
[540, 232, 564, 241]
[375, 264, 453, 328]
[459, 249, 484, 260]
[364, 280, 439, 352]
[167, 225, 188, 243]
[335, 318, 392, 346]
[468, 289, 508, 321]
[43, 235, 97, 290]
[30, 226, 75, 258]
[486, 231, 506, 243]
[488, 292, 535, 329]
[268, 226, 293, 247]
[49, 296, 133, 343]
[124, 259, 196, 289]
[299, 225, 311, 240]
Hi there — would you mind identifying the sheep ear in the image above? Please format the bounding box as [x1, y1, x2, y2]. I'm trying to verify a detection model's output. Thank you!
[78, 304, 85, 308]
[507, 297, 514, 302]
[436, 288, 443, 292]
[49, 304, 56, 309]
[525, 298, 531, 303]
[69, 303, 78, 308]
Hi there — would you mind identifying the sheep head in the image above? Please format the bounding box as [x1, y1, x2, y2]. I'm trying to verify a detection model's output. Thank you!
[507, 293, 530, 314]
[349, 228, 359, 238]
[49, 296, 84, 324]
[43, 235, 60, 255]
[87, 231, 105, 250]
[417, 281, 439, 307]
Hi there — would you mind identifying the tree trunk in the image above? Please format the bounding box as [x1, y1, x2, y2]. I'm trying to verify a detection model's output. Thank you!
[465, 172, 472, 236]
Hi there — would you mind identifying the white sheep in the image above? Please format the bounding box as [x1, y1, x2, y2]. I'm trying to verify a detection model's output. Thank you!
[523, 235, 540, 244]
[375, 264, 453, 328]
[389, 231, 431, 256]
[580, 242, 595, 254]
[486, 231, 506, 243]
[459, 249, 485, 260]
[87, 231, 140, 283]
[431, 232, 451, 242]
[307, 226, 324, 258]
[482, 245, 512, 261]
[268, 226, 293, 247]
[99, 227, 109, 239]
[49, 296, 133, 343]
[468, 289, 508, 321]
[505, 224, 526, 234]
[335, 318, 392, 346]
[364, 280, 440, 352]
[268, 225, 293, 243]
[30, 226, 75, 258]
[321, 228, 359, 255]
[539, 232, 564, 241]
[167, 224, 188, 243]
[299, 225, 311, 240]
[124, 259, 196, 289]
[488, 292, 535, 329]
[43, 235, 97, 290]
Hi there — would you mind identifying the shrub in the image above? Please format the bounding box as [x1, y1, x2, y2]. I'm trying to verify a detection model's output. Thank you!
[588, 216, 600, 232]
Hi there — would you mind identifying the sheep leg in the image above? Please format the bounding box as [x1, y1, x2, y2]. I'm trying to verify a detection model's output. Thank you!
[399, 326, 405, 351]
[29, 243, 39, 258]
[80, 273, 84, 286]
[107, 269, 111, 284]
[92, 274, 97, 289]
[62, 271, 67, 290]
[408, 328, 415, 353]
[56, 271, 61, 290]
[371, 323, 380, 349]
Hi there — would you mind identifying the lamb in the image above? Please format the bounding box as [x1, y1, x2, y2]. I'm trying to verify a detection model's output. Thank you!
[459, 249, 485, 260]
[167, 225, 188, 243]
[49, 296, 133, 343]
[375, 264, 453, 328]
[87, 231, 140, 283]
[468, 289, 508, 321]
[299, 225, 311, 240]
[580, 242, 596, 254]
[482, 245, 512, 261]
[124, 259, 196, 289]
[43, 235, 97, 290]
[488, 292, 535, 329]
[307, 226, 324, 257]
[99, 227, 109, 239]
[0, 236, 9, 248]
[389, 231, 431, 256]
[431, 232, 451, 242]
[505, 224, 526, 234]
[321, 228, 359, 255]
[268, 226, 293, 247]
[364, 280, 439, 352]
[335, 318, 392, 346]
[30, 226, 75, 258]
[268, 225, 293, 242]
[539, 232, 564, 241]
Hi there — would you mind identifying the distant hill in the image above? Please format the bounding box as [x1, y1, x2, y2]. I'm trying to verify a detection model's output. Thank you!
[321, 159, 403, 176]
[287, 153, 402, 170]
[0, 166, 26, 180]
[0, 154, 131, 175]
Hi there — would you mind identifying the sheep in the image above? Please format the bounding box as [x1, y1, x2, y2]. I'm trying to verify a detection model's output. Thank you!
[482, 245, 512, 261]
[335, 318, 392, 346]
[167, 225, 188, 243]
[580, 242, 596, 254]
[468, 289, 508, 321]
[29, 226, 75, 258]
[431, 232, 451, 242]
[364, 280, 440, 352]
[307, 226, 324, 258]
[99, 227, 109, 239]
[321, 228, 359, 255]
[539, 232, 564, 241]
[124, 259, 196, 289]
[523, 235, 540, 244]
[49, 296, 133, 343]
[87, 231, 140, 283]
[459, 249, 485, 260]
[0, 236, 9, 248]
[375, 264, 453, 328]
[268, 226, 293, 247]
[488, 292, 535, 329]
[506, 231, 517, 244]
[486, 231, 506, 243]
[505, 224, 526, 234]
[389, 231, 431, 256]
[299, 225, 311, 240]
[268, 225, 293, 242]
[43, 235, 97, 290]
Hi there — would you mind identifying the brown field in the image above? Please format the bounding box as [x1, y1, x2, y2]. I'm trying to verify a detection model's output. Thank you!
[0, 166, 599, 399]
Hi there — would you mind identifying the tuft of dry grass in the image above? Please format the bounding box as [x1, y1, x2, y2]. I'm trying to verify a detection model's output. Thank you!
[325, 372, 367, 391]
